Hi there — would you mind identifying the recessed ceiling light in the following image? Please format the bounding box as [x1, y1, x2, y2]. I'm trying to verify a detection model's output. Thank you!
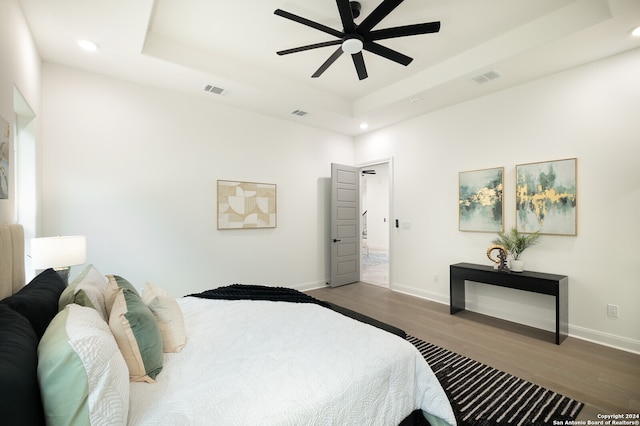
[77, 39, 98, 52]
[632, 26, 640, 37]
[359, 123, 369, 129]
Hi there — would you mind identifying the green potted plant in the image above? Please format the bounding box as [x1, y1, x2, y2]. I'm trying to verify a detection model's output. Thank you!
[492, 227, 540, 272]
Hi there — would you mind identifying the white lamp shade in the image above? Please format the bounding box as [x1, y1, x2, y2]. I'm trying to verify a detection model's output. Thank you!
[31, 236, 87, 269]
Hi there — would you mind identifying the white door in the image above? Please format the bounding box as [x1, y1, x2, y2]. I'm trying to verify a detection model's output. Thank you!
[330, 163, 359, 287]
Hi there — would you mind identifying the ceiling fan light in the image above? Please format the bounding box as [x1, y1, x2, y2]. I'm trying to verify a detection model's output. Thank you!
[342, 38, 363, 55]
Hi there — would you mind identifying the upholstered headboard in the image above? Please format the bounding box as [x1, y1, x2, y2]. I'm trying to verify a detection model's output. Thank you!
[0, 224, 26, 300]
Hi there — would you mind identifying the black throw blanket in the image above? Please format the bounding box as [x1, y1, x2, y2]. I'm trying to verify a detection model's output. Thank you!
[187, 284, 406, 338]
[187, 284, 331, 307]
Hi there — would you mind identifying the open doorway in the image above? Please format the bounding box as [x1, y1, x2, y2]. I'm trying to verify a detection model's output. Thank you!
[359, 160, 390, 288]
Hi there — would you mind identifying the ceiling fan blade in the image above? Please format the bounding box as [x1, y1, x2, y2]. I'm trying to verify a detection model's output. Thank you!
[369, 21, 441, 41]
[351, 52, 368, 80]
[358, 0, 404, 33]
[363, 41, 412, 66]
[336, 0, 356, 33]
[312, 47, 344, 78]
[277, 40, 342, 56]
[274, 9, 343, 39]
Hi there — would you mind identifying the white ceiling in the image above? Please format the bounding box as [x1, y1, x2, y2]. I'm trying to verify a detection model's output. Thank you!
[19, 0, 640, 136]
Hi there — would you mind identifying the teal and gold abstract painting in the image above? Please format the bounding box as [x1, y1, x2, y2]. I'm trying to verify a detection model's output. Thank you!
[516, 158, 577, 235]
[459, 167, 504, 232]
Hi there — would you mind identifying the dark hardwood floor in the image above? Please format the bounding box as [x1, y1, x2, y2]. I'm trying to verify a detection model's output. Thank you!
[307, 282, 640, 421]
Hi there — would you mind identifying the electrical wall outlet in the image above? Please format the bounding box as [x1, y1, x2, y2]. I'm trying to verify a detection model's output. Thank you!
[433, 273, 439, 283]
[607, 304, 619, 318]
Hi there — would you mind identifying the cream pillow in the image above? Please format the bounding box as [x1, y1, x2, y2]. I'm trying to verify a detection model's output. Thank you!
[109, 287, 163, 383]
[38, 304, 129, 426]
[142, 282, 186, 353]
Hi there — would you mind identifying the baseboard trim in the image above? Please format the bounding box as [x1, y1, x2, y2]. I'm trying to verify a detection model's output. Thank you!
[391, 283, 448, 304]
[391, 283, 640, 355]
[569, 324, 640, 355]
[293, 280, 329, 292]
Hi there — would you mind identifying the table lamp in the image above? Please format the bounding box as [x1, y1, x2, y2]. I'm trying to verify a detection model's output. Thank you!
[31, 235, 87, 283]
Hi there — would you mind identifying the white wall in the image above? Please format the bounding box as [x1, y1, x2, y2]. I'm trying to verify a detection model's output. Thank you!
[355, 48, 640, 353]
[0, 0, 41, 224]
[41, 63, 354, 296]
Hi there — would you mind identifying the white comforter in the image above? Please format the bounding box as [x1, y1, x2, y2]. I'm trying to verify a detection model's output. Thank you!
[129, 297, 456, 426]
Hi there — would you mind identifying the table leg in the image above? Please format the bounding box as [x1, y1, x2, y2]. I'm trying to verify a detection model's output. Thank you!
[557, 277, 569, 344]
[450, 276, 466, 314]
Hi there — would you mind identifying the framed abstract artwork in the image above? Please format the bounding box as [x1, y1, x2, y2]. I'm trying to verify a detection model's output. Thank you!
[458, 167, 504, 232]
[217, 180, 277, 229]
[516, 158, 577, 235]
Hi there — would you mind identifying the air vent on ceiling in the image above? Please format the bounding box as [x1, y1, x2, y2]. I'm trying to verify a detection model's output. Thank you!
[291, 109, 308, 117]
[471, 70, 502, 85]
[203, 85, 227, 95]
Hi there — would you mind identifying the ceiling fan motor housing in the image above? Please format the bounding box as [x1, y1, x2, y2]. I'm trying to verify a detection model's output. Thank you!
[350, 1, 361, 19]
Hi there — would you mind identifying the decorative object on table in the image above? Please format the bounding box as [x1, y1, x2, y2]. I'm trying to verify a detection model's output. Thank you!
[516, 158, 577, 235]
[491, 227, 540, 272]
[486, 244, 509, 271]
[0, 114, 10, 199]
[458, 167, 504, 232]
[31, 235, 87, 283]
[217, 180, 277, 229]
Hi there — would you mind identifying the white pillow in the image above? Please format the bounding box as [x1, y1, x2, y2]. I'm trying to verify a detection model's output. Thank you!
[58, 265, 108, 321]
[37, 304, 129, 426]
[142, 282, 186, 353]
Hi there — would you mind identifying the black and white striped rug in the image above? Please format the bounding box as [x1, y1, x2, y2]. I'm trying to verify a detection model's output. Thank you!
[407, 335, 584, 426]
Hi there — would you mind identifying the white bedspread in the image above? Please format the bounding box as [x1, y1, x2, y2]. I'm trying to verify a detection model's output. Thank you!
[128, 297, 456, 426]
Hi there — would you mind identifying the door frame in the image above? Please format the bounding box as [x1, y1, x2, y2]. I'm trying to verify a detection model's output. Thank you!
[357, 157, 393, 288]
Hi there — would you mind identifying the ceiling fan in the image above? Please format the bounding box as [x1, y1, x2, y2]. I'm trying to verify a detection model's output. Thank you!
[274, 0, 441, 80]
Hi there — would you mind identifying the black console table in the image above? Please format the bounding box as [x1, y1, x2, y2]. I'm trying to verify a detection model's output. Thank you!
[450, 262, 568, 344]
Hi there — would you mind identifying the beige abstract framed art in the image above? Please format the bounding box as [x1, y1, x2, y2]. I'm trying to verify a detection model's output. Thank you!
[217, 180, 277, 229]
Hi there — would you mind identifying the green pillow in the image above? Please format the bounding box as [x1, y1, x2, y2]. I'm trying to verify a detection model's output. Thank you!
[109, 287, 163, 382]
[105, 275, 140, 318]
[37, 304, 129, 426]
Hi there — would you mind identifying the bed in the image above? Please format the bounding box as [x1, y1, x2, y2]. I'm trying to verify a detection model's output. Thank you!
[0, 224, 456, 426]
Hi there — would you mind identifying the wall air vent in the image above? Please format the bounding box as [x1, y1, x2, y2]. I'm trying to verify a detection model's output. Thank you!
[291, 109, 308, 117]
[203, 85, 227, 95]
[471, 69, 502, 85]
